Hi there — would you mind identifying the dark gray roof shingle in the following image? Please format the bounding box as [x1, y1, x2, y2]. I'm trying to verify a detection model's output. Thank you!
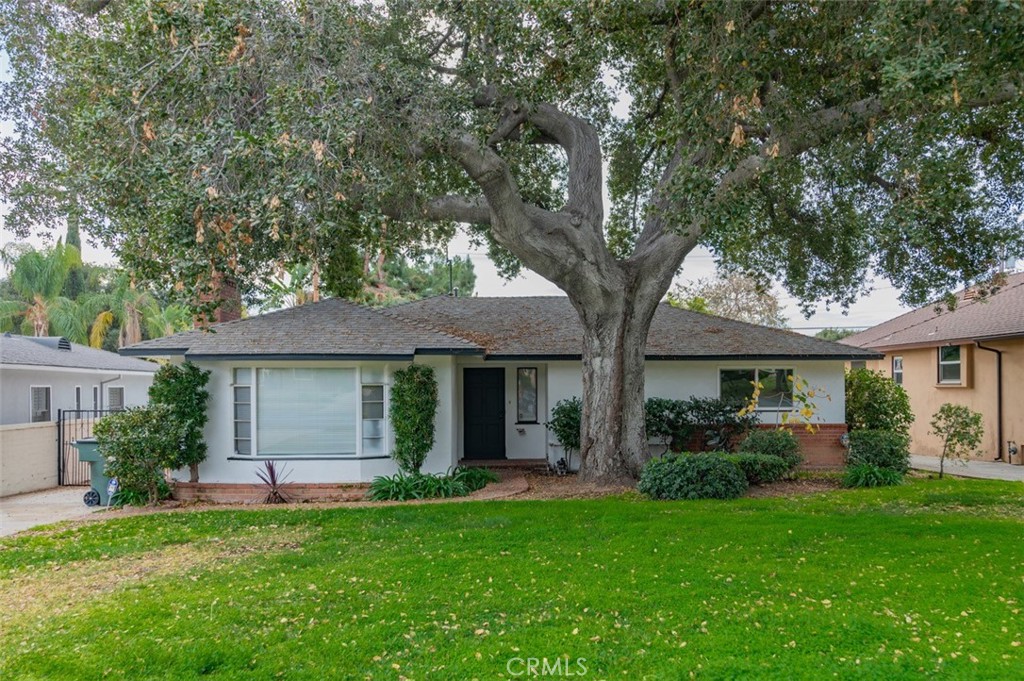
[0, 334, 158, 372]
[387, 297, 880, 359]
[843, 271, 1024, 350]
[121, 297, 481, 359]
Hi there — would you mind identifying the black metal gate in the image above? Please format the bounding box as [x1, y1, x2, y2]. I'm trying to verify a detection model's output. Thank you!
[57, 409, 114, 486]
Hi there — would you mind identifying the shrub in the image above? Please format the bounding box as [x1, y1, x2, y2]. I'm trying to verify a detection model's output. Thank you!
[93, 404, 188, 505]
[738, 429, 802, 470]
[148, 360, 211, 482]
[843, 463, 903, 488]
[684, 397, 758, 452]
[720, 452, 790, 485]
[255, 460, 293, 504]
[930, 403, 984, 478]
[390, 364, 439, 474]
[847, 429, 911, 473]
[644, 397, 694, 450]
[452, 466, 500, 492]
[845, 369, 913, 438]
[547, 397, 582, 468]
[638, 453, 748, 500]
[368, 472, 471, 501]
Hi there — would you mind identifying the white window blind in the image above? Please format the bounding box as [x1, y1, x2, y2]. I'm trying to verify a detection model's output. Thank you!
[257, 368, 357, 455]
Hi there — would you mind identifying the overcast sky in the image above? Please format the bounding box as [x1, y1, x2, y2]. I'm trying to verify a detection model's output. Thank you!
[0, 48, 915, 334]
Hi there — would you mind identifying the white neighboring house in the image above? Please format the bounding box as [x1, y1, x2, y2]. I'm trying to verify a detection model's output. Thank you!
[122, 297, 878, 494]
[0, 334, 157, 425]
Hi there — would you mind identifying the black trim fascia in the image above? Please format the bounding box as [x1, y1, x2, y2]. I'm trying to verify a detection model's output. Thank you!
[184, 353, 415, 361]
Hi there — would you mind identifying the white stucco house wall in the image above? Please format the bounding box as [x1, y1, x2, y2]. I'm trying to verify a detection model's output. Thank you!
[121, 297, 879, 495]
[0, 333, 157, 425]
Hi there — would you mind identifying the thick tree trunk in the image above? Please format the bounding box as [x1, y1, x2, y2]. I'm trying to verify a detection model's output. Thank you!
[573, 281, 663, 485]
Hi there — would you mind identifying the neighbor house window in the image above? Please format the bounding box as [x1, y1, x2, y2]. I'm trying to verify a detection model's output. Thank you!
[256, 368, 356, 456]
[107, 387, 125, 411]
[361, 385, 386, 455]
[892, 356, 904, 385]
[30, 386, 51, 422]
[92, 386, 99, 413]
[719, 368, 794, 409]
[233, 368, 252, 455]
[938, 346, 961, 384]
[75, 386, 82, 411]
[517, 367, 538, 423]
[850, 360, 867, 370]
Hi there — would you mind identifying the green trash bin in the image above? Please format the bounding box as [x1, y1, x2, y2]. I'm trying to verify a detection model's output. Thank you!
[72, 438, 114, 506]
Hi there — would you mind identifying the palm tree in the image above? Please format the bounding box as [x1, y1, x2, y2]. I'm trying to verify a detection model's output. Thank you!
[0, 241, 87, 342]
[78, 273, 160, 348]
[144, 304, 192, 339]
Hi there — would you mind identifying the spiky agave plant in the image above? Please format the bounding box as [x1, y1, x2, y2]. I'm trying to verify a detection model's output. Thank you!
[255, 460, 293, 504]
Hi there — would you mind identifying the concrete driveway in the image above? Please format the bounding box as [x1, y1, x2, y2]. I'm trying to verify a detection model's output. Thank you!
[911, 455, 1024, 482]
[0, 487, 102, 537]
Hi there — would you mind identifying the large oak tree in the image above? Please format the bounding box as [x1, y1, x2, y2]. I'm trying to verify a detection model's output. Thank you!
[2, 0, 1023, 482]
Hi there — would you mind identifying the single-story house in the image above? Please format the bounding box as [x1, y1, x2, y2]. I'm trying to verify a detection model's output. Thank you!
[842, 271, 1024, 463]
[0, 333, 157, 425]
[122, 297, 878, 495]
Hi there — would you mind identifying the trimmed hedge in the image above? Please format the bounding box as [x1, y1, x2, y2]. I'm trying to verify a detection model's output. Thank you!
[720, 452, 790, 485]
[638, 453, 748, 500]
[847, 429, 910, 473]
[738, 429, 802, 470]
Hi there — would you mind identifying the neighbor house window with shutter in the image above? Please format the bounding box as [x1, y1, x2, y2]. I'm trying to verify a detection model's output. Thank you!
[233, 368, 252, 455]
[938, 346, 961, 384]
[30, 386, 51, 422]
[107, 387, 125, 411]
[892, 356, 904, 385]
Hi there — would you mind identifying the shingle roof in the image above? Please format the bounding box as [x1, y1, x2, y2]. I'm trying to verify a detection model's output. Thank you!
[386, 296, 880, 360]
[120, 297, 481, 359]
[842, 271, 1024, 351]
[0, 334, 158, 372]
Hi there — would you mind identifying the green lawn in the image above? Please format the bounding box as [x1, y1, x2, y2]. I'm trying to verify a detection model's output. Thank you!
[2, 478, 1023, 680]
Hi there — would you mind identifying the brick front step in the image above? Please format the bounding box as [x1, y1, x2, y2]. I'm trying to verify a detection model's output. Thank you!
[173, 482, 369, 504]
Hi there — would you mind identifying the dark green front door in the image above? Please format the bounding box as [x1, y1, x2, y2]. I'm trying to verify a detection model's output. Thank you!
[463, 368, 506, 460]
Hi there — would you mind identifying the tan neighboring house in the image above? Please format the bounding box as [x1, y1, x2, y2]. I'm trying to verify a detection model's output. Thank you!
[842, 271, 1024, 463]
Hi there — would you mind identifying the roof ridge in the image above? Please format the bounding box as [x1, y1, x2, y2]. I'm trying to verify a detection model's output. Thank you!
[376, 302, 483, 349]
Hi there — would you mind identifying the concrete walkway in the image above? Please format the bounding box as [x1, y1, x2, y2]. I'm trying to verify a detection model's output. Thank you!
[910, 455, 1024, 482]
[0, 487, 102, 537]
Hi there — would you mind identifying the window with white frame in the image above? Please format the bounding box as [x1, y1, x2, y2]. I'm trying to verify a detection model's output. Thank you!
[92, 386, 99, 413]
[233, 368, 252, 455]
[256, 368, 357, 456]
[107, 387, 125, 411]
[719, 368, 794, 409]
[938, 346, 961, 384]
[75, 385, 82, 411]
[892, 356, 904, 385]
[30, 386, 51, 422]
[361, 385, 386, 455]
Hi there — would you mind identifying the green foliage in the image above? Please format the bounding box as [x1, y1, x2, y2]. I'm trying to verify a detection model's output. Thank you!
[548, 397, 583, 455]
[815, 328, 857, 342]
[847, 429, 911, 474]
[638, 453, 748, 501]
[452, 466, 499, 493]
[843, 463, 904, 488]
[719, 453, 791, 486]
[930, 403, 985, 478]
[110, 479, 171, 508]
[255, 460, 293, 504]
[148, 361, 211, 479]
[389, 365, 438, 474]
[738, 429, 802, 471]
[685, 397, 758, 452]
[667, 273, 788, 328]
[845, 369, 914, 438]
[367, 472, 470, 501]
[92, 405, 188, 505]
[644, 397, 694, 450]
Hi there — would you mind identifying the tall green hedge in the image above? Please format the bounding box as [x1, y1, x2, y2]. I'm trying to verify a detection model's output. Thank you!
[148, 360, 211, 482]
[390, 364, 438, 474]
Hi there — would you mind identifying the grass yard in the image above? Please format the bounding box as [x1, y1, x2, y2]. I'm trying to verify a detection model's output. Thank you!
[2, 477, 1023, 680]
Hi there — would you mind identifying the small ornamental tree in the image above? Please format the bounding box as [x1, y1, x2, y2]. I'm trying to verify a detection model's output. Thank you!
[93, 404, 188, 505]
[389, 365, 438, 474]
[148, 361, 211, 482]
[930, 403, 984, 479]
[548, 397, 583, 469]
[845, 369, 914, 438]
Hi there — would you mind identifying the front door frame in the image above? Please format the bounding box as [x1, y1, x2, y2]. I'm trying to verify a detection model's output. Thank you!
[462, 367, 507, 460]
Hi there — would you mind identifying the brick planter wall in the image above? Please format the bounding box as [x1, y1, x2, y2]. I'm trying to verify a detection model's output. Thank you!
[678, 422, 848, 468]
[172, 482, 369, 504]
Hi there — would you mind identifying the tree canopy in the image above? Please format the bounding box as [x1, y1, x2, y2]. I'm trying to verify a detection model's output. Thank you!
[668, 272, 787, 328]
[3, 0, 1022, 481]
